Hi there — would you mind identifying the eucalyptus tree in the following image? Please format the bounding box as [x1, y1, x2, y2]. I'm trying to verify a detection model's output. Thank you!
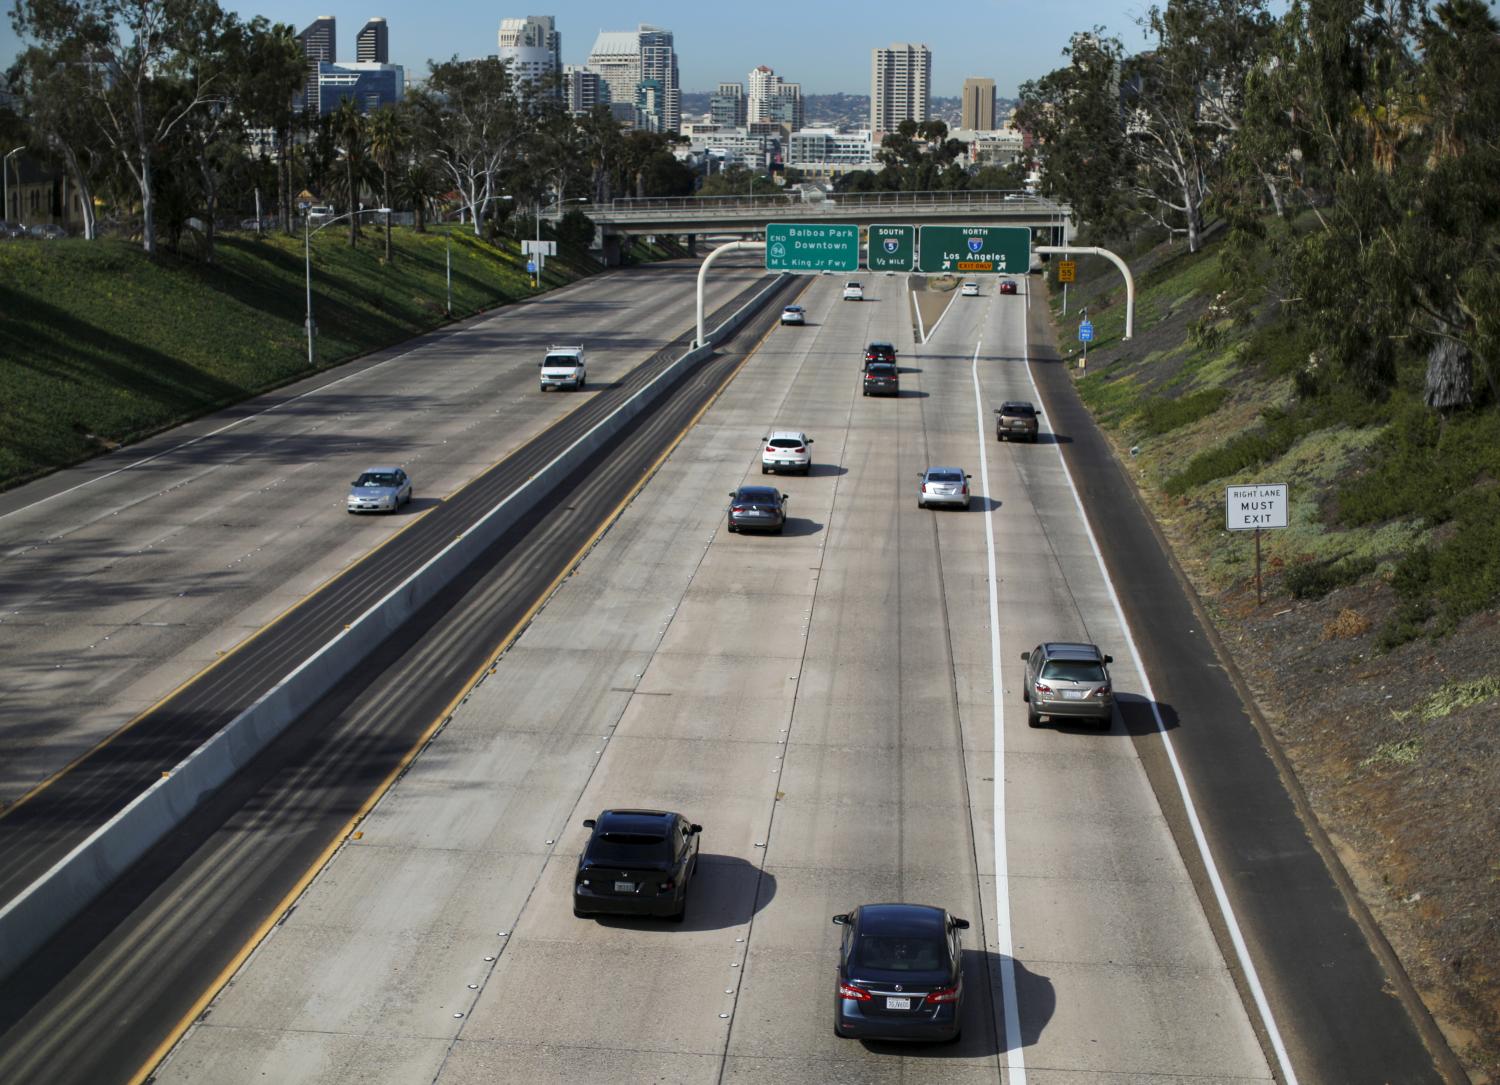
[413, 56, 527, 236]
[234, 17, 304, 236]
[7, 45, 105, 239]
[11, 0, 238, 257]
[574, 104, 624, 203]
[1016, 30, 1134, 242]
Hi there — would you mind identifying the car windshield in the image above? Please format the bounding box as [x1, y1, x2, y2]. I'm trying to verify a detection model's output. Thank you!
[1041, 660, 1107, 683]
[769, 438, 803, 449]
[927, 470, 964, 483]
[587, 832, 672, 863]
[784, 306, 802, 312]
[855, 935, 946, 971]
[737, 488, 780, 503]
[355, 473, 399, 488]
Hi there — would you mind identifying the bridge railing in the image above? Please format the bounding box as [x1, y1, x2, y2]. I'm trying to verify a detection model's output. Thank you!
[586, 190, 1064, 220]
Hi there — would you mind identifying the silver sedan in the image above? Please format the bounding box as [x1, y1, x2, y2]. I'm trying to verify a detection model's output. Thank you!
[917, 467, 971, 510]
[347, 466, 412, 513]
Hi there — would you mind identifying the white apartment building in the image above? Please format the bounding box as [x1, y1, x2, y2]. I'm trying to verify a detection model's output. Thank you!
[786, 128, 878, 178]
[498, 15, 561, 94]
[871, 43, 931, 138]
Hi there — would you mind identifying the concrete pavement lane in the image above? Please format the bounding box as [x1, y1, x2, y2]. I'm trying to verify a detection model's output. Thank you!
[152, 273, 1271, 1084]
[0, 258, 766, 806]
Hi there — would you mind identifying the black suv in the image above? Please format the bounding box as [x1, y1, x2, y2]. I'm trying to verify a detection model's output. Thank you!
[863, 363, 899, 396]
[863, 341, 897, 368]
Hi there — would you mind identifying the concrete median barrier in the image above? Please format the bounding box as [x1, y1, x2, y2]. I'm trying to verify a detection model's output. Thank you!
[0, 272, 790, 981]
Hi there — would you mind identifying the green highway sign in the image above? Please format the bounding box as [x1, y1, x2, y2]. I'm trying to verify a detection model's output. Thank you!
[765, 223, 860, 272]
[867, 224, 915, 271]
[918, 225, 1031, 274]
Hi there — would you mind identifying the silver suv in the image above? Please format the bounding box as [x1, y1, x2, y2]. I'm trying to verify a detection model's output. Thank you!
[1020, 642, 1115, 728]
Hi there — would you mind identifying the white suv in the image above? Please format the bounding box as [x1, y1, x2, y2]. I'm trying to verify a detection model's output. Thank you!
[842, 281, 863, 301]
[761, 430, 813, 475]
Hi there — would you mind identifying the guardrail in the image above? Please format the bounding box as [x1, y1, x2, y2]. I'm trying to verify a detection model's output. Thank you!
[0, 272, 791, 981]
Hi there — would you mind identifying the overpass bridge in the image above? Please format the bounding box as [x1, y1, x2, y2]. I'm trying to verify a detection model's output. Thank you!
[575, 190, 1076, 264]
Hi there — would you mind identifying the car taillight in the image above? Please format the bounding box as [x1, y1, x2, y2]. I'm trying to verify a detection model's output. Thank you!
[732, 505, 747, 514]
[838, 982, 872, 1002]
[925, 985, 960, 1004]
[659, 879, 674, 892]
[1034, 681, 1053, 695]
[961, 484, 969, 495]
[793, 447, 804, 454]
[1090, 684, 1112, 698]
[765, 445, 776, 452]
[865, 373, 875, 380]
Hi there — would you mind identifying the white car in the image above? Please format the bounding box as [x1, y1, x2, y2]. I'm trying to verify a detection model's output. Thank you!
[762, 430, 814, 476]
[780, 305, 806, 325]
[842, 282, 864, 301]
[961, 281, 980, 297]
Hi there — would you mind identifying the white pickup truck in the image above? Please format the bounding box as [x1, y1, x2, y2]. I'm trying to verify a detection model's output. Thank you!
[539, 345, 587, 391]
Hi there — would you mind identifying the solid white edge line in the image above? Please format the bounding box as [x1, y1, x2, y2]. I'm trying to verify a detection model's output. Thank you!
[971, 337, 1027, 1083]
[1017, 289, 1299, 1085]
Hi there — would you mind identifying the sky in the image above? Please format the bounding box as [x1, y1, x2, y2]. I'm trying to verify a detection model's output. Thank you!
[2, 1, 1161, 99]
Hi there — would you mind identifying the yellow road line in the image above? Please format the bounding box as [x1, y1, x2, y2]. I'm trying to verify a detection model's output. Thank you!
[129, 307, 781, 1085]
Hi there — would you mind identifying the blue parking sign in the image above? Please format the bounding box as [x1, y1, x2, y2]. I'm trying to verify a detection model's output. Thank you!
[1078, 321, 1095, 342]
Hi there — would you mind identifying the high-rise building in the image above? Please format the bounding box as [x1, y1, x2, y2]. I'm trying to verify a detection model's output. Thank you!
[356, 17, 388, 64]
[746, 66, 802, 132]
[586, 24, 679, 132]
[962, 77, 996, 131]
[563, 64, 609, 115]
[498, 15, 561, 95]
[711, 82, 746, 127]
[871, 43, 931, 137]
[317, 61, 404, 115]
[295, 16, 336, 112]
[637, 24, 680, 133]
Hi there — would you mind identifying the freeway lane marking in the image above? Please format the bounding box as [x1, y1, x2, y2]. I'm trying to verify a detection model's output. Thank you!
[128, 295, 787, 1085]
[970, 338, 1027, 1083]
[1017, 289, 1300, 1085]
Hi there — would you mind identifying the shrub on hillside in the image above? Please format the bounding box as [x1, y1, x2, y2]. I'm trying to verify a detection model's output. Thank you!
[1138, 388, 1230, 437]
[1284, 554, 1378, 600]
[1163, 408, 1302, 495]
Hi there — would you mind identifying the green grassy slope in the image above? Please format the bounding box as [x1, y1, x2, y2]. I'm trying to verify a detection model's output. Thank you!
[0, 229, 680, 488]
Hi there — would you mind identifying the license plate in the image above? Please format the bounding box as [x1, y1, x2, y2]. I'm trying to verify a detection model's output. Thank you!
[743, 510, 765, 516]
[885, 997, 911, 1010]
[1064, 690, 1088, 700]
[778, 460, 792, 466]
[613, 880, 636, 892]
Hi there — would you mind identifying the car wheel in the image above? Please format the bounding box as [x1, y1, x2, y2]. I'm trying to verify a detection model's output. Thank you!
[917, 498, 925, 509]
[1031, 433, 1039, 444]
[1027, 707, 1042, 728]
[761, 465, 769, 474]
[1022, 687, 1029, 702]
[727, 523, 738, 533]
[668, 893, 688, 923]
[946, 1027, 963, 1045]
[1098, 715, 1113, 731]
[774, 523, 784, 535]
[834, 1021, 852, 1039]
[573, 906, 587, 918]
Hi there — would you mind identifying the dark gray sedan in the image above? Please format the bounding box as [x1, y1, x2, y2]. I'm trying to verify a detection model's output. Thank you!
[727, 485, 788, 534]
[346, 466, 412, 513]
[574, 809, 701, 921]
[833, 903, 969, 1042]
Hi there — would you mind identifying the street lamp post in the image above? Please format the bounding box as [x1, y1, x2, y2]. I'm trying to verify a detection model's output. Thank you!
[303, 204, 391, 366]
[443, 193, 513, 315]
[4, 147, 24, 224]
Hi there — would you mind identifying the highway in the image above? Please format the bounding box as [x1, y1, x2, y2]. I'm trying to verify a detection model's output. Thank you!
[0, 263, 1446, 1084]
[143, 272, 1268, 1082]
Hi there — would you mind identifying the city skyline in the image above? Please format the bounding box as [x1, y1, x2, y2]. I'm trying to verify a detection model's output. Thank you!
[0, 2, 1157, 100]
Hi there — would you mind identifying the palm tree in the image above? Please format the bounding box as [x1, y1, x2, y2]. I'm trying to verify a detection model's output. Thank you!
[332, 99, 367, 246]
[366, 104, 403, 262]
[397, 159, 442, 232]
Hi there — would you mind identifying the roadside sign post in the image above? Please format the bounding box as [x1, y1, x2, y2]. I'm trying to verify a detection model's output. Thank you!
[765, 223, 860, 273]
[916, 224, 1030, 275]
[1057, 259, 1076, 314]
[1077, 309, 1094, 366]
[1226, 484, 1289, 605]
[867, 224, 916, 272]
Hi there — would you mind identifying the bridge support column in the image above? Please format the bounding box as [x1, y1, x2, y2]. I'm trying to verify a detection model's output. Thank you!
[686, 233, 697, 256]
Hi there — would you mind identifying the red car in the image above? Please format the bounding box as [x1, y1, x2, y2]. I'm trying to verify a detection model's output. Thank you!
[999, 279, 1019, 295]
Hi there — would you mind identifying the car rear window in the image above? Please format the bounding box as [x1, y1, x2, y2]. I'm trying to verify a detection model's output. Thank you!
[356, 473, 399, 488]
[855, 936, 946, 971]
[866, 364, 896, 376]
[1003, 403, 1035, 417]
[1041, 660, 1106, 682]
[927, 470, 964, 483]
[738, 488, 780, 502]
[768, 438, 803, 449]
[587, 832, 672, 862]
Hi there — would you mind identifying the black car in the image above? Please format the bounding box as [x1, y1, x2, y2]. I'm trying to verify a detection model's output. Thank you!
[727, 485, 789, 533]
[833, 903, 969, 1042]
[863, 341, 897, 368]
[862, 363, 899, 396]
[574, 809, 701, 921]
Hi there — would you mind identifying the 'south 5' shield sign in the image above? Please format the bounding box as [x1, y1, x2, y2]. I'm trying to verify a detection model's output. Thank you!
[883, 238, 900, 254]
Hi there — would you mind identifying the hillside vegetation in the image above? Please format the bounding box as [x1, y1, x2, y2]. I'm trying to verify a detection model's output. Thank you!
[0, 230, 678, 489]
[1051, 230, 1500, 1078]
